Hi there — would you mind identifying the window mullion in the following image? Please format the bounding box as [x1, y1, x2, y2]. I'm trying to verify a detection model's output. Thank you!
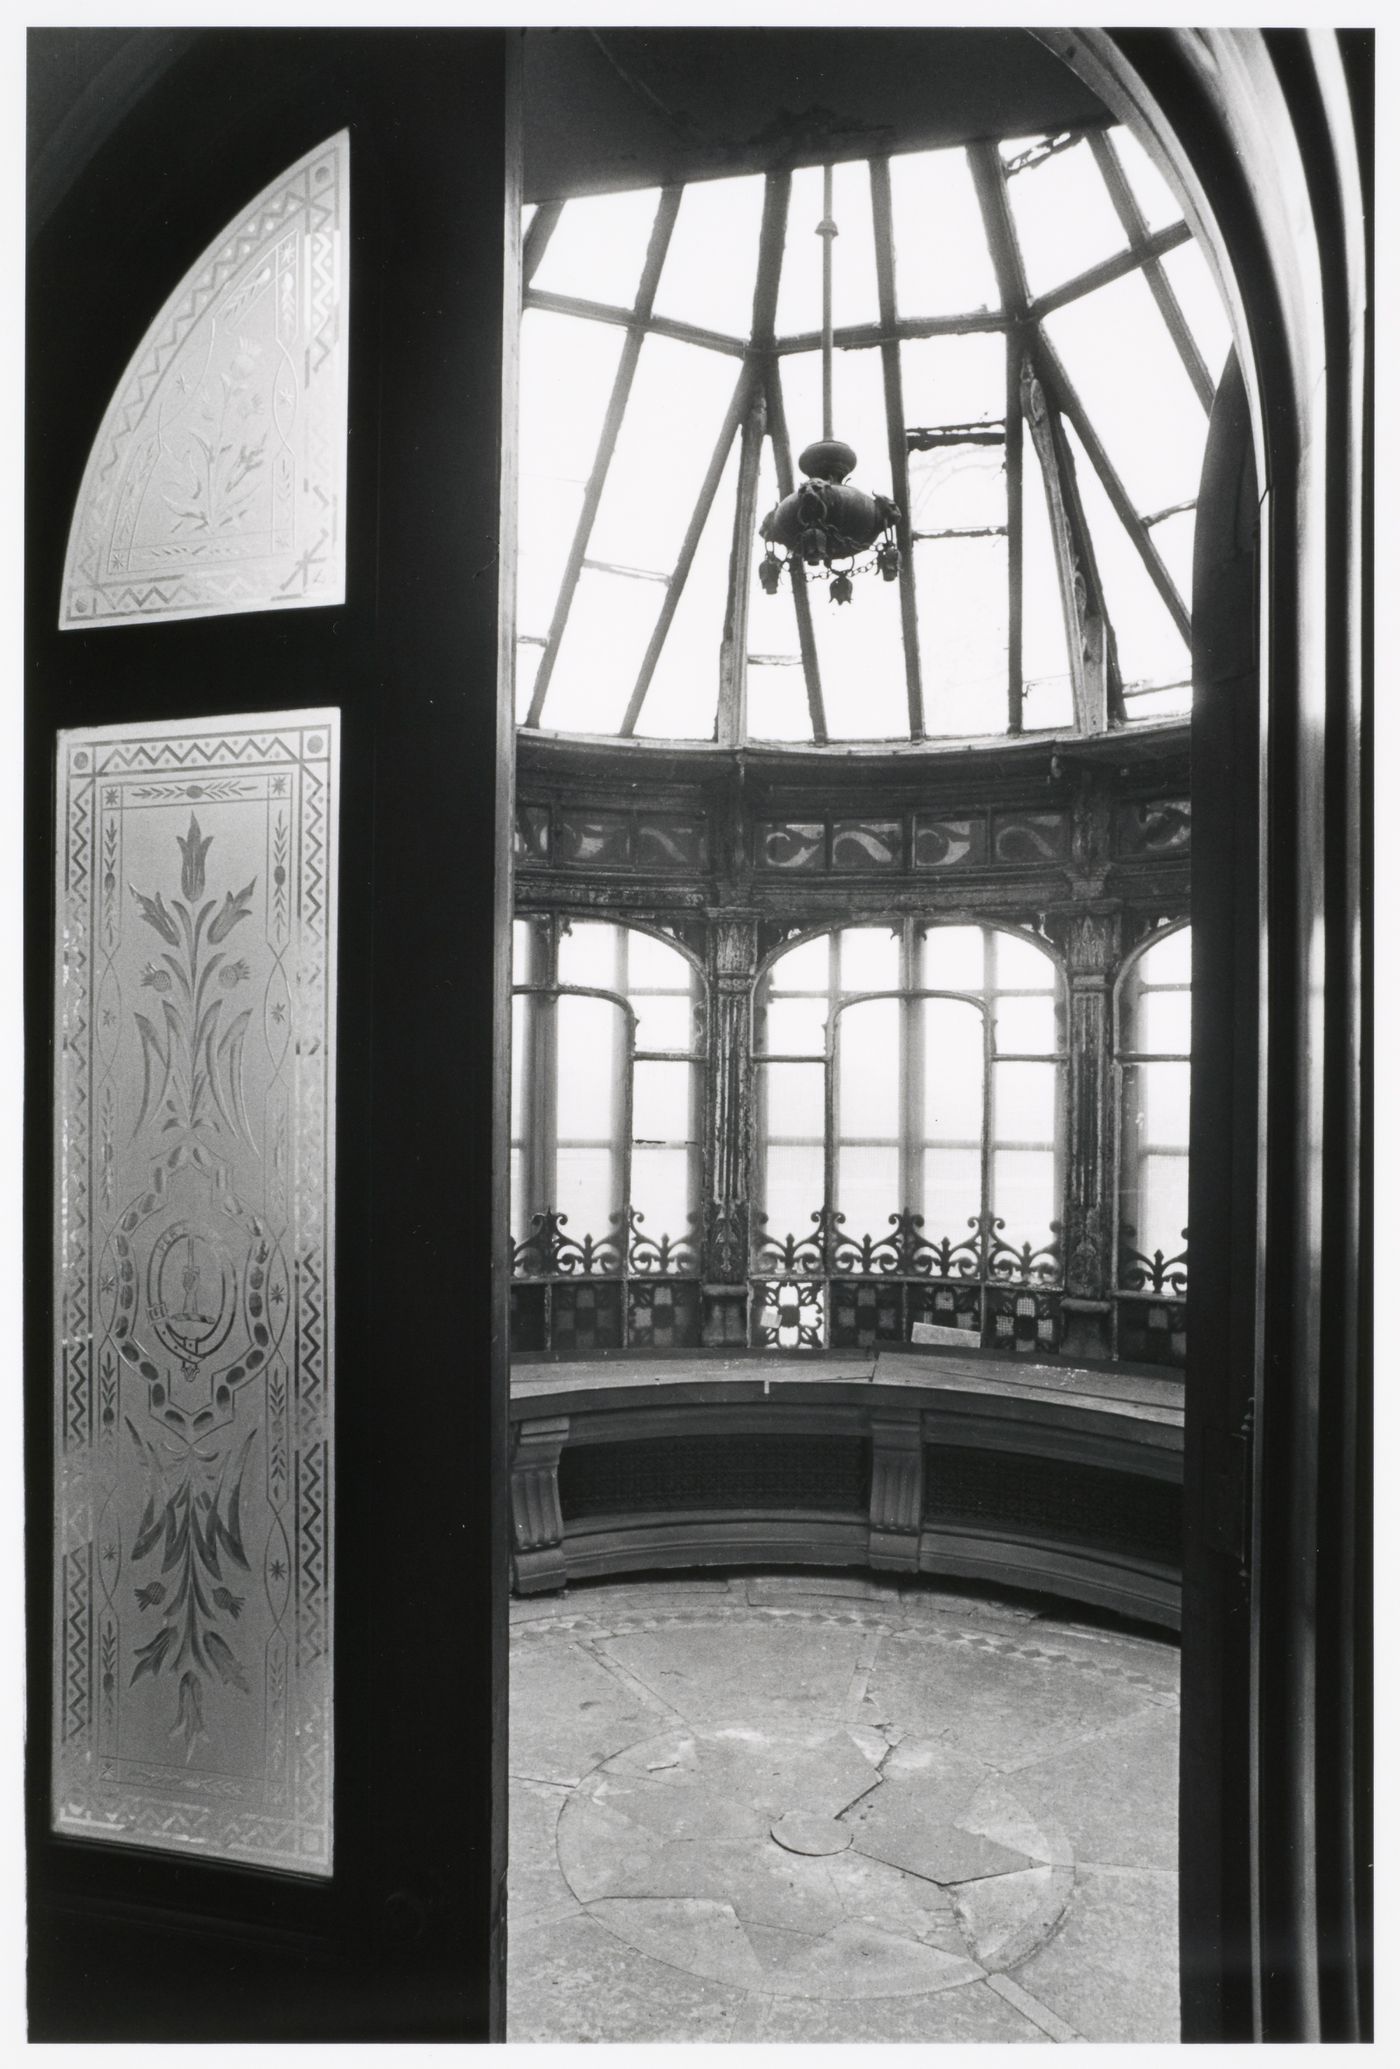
[1021, 344, 1116, 729]
[870, 156, 925, 741]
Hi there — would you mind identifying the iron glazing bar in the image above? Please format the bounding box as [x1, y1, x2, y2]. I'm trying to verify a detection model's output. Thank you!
[719, 380, 766, 745]
[870, 156, 925, 739]
[524, 287, 747, 358]
[1022, 347, 1118, 729]
[775, 311, 1008, 354]
[967, 143, 1030, 740]
[912, 526, 1009, 541]
[1086, 131, 1214, 412]
[521, 200, 562, 287]
[1036, 332, 1192, 644]
[619, 362, 753, 736]
[1027, 220, 1193, 322]
[524, 187, 683, 728]
[907, 425, 1006, 448]
[765, 360, 828, 743]
[1142, 498, 1198, 528]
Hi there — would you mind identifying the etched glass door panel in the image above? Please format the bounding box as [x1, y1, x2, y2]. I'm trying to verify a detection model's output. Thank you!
[53, 711, 338, 1874]
[60, 133, 349, 630]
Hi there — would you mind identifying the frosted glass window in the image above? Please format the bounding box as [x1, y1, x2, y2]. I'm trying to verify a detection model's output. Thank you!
[836, 1145, 901, 1242]
[558, 920, 620, 988]
[556, 995, 622, 1141]
[632, 1145, 699, 1240]
[839, 927, 900, 993]
[994, 1062, 1056, 1144]
[556, 1146, 619, 1235]
[762, 996, 829, 1057]
[770, 934, 831, 991]
[763, 1145, 826, 1243]
[632, 994, 695, 1055]
[993, 1149, 1057, 1248]
[61, 136, 349, 630]
[632, 1061, 696, 1144]
[515, 641, 545, 721]
[1118, 928, 1192, 1274]
[1141, 988, 1192, 1055]
[655, 173, 766, 335]
[994, 930, 1056, 989]
[890, 148, 1001, 316]
[1005, 138, 1128, 298]
[995, 995, 1057, 1054]
[761, 1060, 825, 1140]
[776, 160, 879, 336]
[531, 186, 661, 308]
[53, 711, 337, 1871]
[923, 1146, 983, 1235]
[922, 927, 987, 991]
[923, 1000, 984, 1141]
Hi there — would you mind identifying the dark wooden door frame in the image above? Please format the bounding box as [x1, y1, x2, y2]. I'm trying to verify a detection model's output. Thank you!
[25, 29, 516, 2039]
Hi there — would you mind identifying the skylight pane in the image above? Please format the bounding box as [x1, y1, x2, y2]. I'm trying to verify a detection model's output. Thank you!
[543, 567, 664, 734]
[748, 662, 811, 741]
[747, 439, 810, 740]
[902, 333, 1005, 431]
[590, 337, 737, 573]
[1159, 242, 1234, 388]
[890, 147, 1000, 317]
[1006, 140, 1128, 299]
[1109, 126, 1183, 234]
[1021, 435, 1074, 731]
[1063, 422, 1191, 695]
[519, 310, 624, 477]
[780, 347, 887, 484]
[530, 186, 661, 308]
[515, 639, 544, 722]
[915, 534, 1009, 738]
[776, 160, 879, 337]
[1044, 270, 1207, 515]
[654, 172, 765, 336]
[635, 439, 737, 740]
[908, 444, 1006, 534]
[516, 475, 582, 638]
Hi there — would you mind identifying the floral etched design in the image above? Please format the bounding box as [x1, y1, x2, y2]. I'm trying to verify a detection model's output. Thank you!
[164, 340, 268, 537]
[129, 817, 256, 1149]
[126, 1416, 255, 1758]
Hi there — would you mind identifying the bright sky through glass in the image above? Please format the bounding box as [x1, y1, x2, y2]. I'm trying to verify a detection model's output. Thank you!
[517, 123, 1229, 745]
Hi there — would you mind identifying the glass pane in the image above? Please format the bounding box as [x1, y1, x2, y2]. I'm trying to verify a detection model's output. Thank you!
[761, 995, 829, 1057]
[748, 660, 812, 742]
[993, 1061, 1057, 1145]
[769, 934, 831, 991]
[1159, 242, 1235, 389]
[761, 1060, 825, 1140]
[630, 1144, 698, 1243]
[1063, 424, 1191, 692]
[835, 1145, 901, 1241]
[1151, 507, 1196, 607]
[1005, 139, 1128, 298]
[992, 1148, 1056, 1249]
[633, 1060, 697, 1144]
[520, 309, 625, 488]
[776, 159, 879, 337]
[632, 994, 695, 1054]
[1127, 1150, 1189, 1262]
[994, 929, 1056, 989]
[836, 998, 901, 1139]
[921, 926, 986, 990]
[1140, 1061, 1191, 1149]
[915, 535, 1010, 737]
[1110, 126, 1184, 233]
[654, 172, 766, 335]
[515, 640, 545, 722]
[1139, 926, 1192, 985]
[995, 995, 1057, 1054]
[1123, 683, 1193, 721]
[558, 920, 620, 988]
[512, 918, 534, 984]
[839, 927, 901, 994]
[1140, 988, 1192, 1055]
[908, 443, 1007, 534]
[635, 437, 735, 742]
[516, 474, 584, 640]
[590, 337, 739, 573]
[921, 1145, 983, 1239]
[531, 186, 661, 308]
[890, 147, 1001, 316]
[1045, 271, 1208, 517]
[511, 1146, 527, 1244]
[626, 927, 692, 989]
[923, 998, 984, 1141]
[555, 1145, 618, 1238]
[1021, 433, 1075, 729]
[543, 566, 664, 734]
[762, 1144, 826, 1245]
[902, 333, 1006, 433]
[511, 992, 529, 1138]
[556, 993, 621, 1141]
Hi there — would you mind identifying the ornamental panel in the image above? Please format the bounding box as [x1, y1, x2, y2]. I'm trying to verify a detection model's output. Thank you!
[60, 135, 348, 631]
[53, 710, 337, 1874]
[1115, 798, 1192, 856]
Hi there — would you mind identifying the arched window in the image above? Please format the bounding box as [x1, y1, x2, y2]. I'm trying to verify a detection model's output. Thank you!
[1114, 923, 1190, 1365]
[751, 920, 1065, 1350]
[510, 917, 705, 1352]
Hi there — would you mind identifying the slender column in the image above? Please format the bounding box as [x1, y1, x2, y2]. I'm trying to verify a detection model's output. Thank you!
[1049, 889, 1121, 1362]
[703, 915, 760, 1305]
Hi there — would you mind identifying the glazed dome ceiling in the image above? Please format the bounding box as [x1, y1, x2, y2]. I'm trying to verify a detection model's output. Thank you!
[517, 31, 1231, 752]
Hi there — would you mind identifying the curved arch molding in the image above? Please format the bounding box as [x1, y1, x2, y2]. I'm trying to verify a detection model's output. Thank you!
[59, 133, 348, 630]
[53, 711, 337, 1874]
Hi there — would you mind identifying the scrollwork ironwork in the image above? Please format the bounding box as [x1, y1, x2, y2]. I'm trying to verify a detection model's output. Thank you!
[1118, 1226, 1189, 1295]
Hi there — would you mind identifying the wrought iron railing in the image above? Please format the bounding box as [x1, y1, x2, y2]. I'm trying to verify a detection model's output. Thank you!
[1114, 1225, 1188, 1368]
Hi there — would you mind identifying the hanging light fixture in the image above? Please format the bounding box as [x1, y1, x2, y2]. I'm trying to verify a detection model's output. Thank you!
[759, 165, 901, 606]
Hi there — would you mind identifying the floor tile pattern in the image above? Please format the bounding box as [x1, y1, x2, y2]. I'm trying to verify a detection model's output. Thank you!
[508, 1573, 1179, 2044]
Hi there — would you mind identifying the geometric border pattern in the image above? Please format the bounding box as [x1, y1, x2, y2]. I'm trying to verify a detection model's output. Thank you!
[53, 710, 337, 1874]
[60, 135, 348, 630]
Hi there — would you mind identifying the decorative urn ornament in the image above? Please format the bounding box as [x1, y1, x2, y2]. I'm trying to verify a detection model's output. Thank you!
[758, 169, 901, 605]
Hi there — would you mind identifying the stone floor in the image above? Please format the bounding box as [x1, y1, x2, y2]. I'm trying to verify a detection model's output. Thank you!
[508, 1571, 1180, 2045]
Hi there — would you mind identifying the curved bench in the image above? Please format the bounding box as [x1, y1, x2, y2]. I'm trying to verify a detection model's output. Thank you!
[510, 1347, 1184, 1629]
